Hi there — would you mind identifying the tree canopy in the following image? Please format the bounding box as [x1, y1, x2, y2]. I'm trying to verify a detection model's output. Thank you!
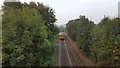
[2, 2, 59, 66]
[66, 16, 120, 66]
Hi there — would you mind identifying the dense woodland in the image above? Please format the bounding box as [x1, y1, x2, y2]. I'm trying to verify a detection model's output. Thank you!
[66, 16, 120, 66]
[2, 2, 59, 66]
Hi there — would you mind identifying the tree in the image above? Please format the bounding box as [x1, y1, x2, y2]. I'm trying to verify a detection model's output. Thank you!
[2, 2, 59, 66]
[29, 2, 59, 36]
[66, 16, 95, 56]
[66, 15, 120, 66]
[91, 17, 120, 65]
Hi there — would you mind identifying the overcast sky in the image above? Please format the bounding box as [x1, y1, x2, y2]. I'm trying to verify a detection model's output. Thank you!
[0, 0, 120, 25]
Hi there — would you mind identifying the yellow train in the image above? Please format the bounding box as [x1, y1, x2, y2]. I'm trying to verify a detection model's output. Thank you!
[59, 35, 65, 40]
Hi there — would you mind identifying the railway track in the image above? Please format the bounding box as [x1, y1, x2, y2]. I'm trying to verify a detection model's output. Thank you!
[55, 32, 96, 66]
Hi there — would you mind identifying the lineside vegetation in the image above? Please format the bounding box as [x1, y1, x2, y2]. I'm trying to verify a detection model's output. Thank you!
[2, 2, 59, 66]
[66, 16, 120, 66]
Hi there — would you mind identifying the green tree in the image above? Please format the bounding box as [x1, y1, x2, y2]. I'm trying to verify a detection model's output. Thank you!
[66, 16, 95, 56]
[28, 2, 59, 36]
[66, 15, 120, 66]
[91, 17, 120, 65]
[2, 2, 59, 66]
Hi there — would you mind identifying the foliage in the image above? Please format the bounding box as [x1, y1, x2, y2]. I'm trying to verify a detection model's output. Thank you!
[66, 16, 95, 56]
[2, 2, 59, 66]
[91, 17, 120, 66]
[66, 16, 120, 66]
[25, 2, 59, 36]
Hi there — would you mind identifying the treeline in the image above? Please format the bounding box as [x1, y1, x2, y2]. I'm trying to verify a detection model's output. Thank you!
[2, 2, 59, 66]
[59, 26, 65, 32]
[66, 16, 120, 66]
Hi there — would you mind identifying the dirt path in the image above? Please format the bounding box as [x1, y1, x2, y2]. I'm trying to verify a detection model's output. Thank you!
[55, 32, 96, 66]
